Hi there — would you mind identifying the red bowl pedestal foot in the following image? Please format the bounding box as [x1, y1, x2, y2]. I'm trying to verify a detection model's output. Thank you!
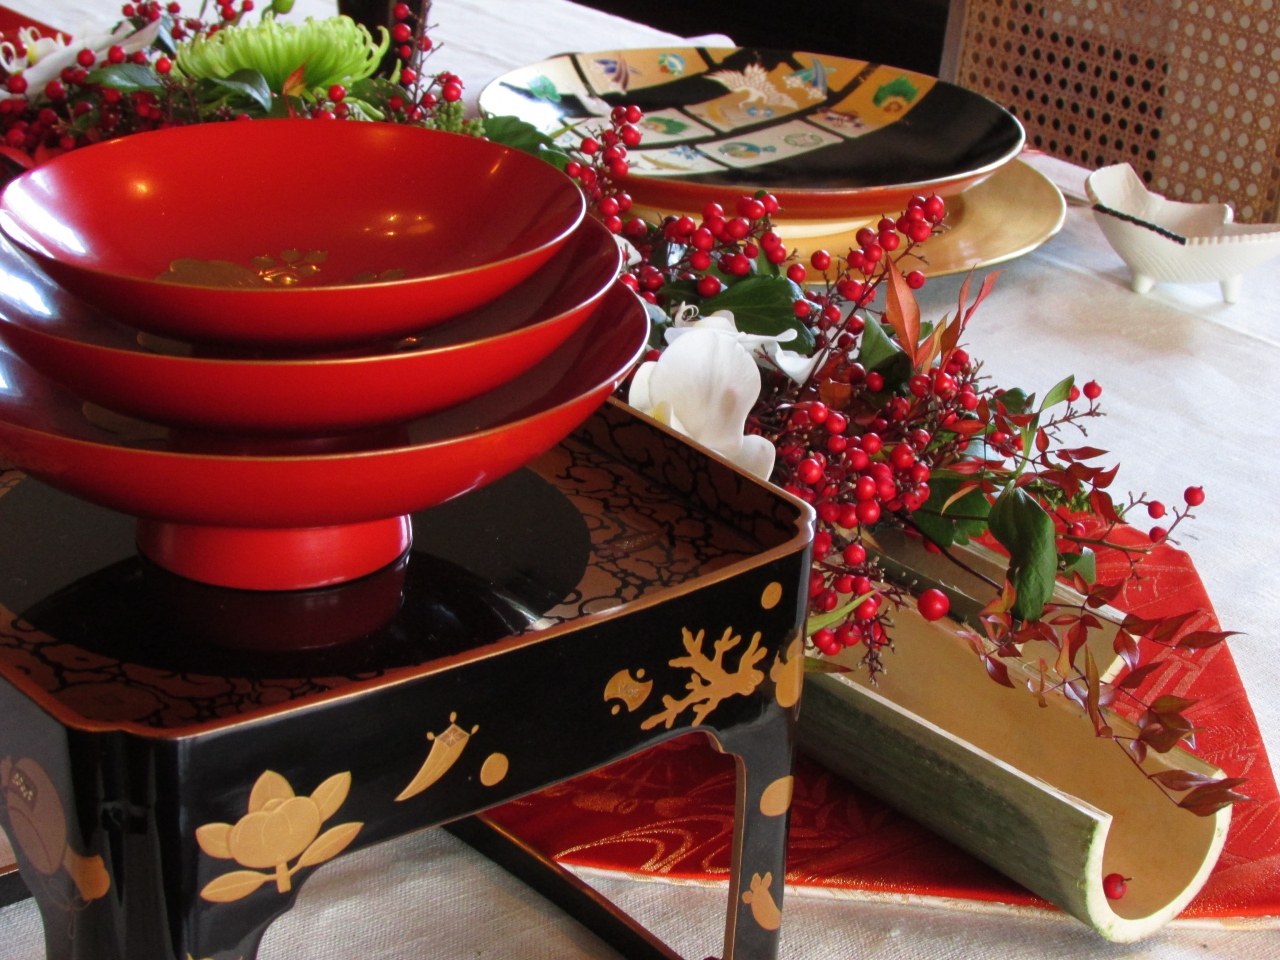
[135, 515, 413, 591]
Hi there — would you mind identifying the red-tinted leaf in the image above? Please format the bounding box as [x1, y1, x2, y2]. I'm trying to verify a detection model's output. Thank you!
[983, 655, 1015, 687]
[1067, 620, 1089, 660]
[282, 61, 309, 99]
[1050, 615, 1078, 626]
[1058, 446, 1109, 461]
[963, 270, 1001, 324]
[949, 419, 988, 437]
[1151, 694, 1198, 716]
[1178, 779, 1251, 816]
[1071, 571, 1090, 595]
[0, 145, 34, 170]
[882, 258, 920, 366]
[1035, 428, 1050, 453]
[1139, 720, 1200, 753]
[1113, 630, 1140, 671]
[1088, 581, 1125, 606]
[1093, 463, 1121, 489]
[1118, 661, 1163, 689]
[1177, 629, 1241, 650]
[1149, 769, 1225, 792]
[1121, 612, 1163, 637]
[1089, 489, 1121, 524]
[1124, 738, 1148, 764]
[1085, 648, 1112, 737]
[1151, 611, 1200, 644]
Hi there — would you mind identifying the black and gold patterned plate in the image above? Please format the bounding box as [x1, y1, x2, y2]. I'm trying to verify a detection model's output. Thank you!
[479, 48, 1025, 218]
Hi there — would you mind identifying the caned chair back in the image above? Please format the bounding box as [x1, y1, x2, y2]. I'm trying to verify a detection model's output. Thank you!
[942, 0, 1280, 222]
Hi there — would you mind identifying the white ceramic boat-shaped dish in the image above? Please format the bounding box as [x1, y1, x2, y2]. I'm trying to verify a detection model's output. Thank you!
[1086, 164, 1280, 302]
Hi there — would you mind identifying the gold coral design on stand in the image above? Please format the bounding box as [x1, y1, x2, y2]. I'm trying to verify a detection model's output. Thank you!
[770, 634, 804, 709]
[396, 712, 479, 801]
[2, 756, 110, 903]
[641, 627, 767, 730]
[604, 668, 652, 714]
[741, 871, 782, 930]
[196, 769, 362, 902]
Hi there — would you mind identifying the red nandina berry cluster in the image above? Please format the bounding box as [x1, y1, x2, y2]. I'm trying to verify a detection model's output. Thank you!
[564, 104, 642, 230]
[384, 0, 461, 117]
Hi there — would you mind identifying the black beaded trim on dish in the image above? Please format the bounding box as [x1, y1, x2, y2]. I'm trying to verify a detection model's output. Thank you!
[1092, 203, 1188, 245]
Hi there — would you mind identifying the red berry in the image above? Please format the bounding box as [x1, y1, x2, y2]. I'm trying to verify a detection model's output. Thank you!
[399, 44, 414, 60]
[620, 124, 642, 147]
[1184, 486, 1205, 506]
[76, 49, 96, 68]
[917, 588, 950, 621]
[787, 263, 807, 284]
[1068, 385, 1081, 402]
[328, 84, 346, 102]
[797, 458, 823, 485]
[1103, 873, 1128, 900]
[862, 243, 884, 263]
[924, 195, 946, 220]
[702, 202, 724, 220]
[843, 543, 867, 566]
[690, 251, 711, 270]
[856, 500, 881, 525]
[625, 105, 642, 123]
[854, 477, 876, 501]
[603, 215, 623, 234]
[726, 252, 751, 276]
[879, 231, 900, 251]
[123, 3, 136, 14]
[825, 412, 847, 434]
[860, 432, 883, 455]
[155, 56, 173, 75]
[6, 75, 27, 94]
[313, 109, 336, 120]
[856, 227, 877, 248]
[392, 22, 413, 42]
[1147, 501, 1166, 519]
[865, 372, 884, 392]
[131, 51, 148, 64]
[836, 503, 858, 527]
[726, 217, 750, 240]
[741, 198, 766, 220]
[890, 444, 915, 470]
[806, 402, 829, 424]
[810, 250, 831, 271]
[44, 80, 66, 100]
[812, 627, 836, 651]
[388, 95, 405, 111]
[400, 68, 418, 85]
[393, 2, 411, 16]
[1149, 526, 1168, 542]
[907, 221, 932, 243]
[906, 270, 926, 289]
[854, 596, 880, 620]
[1083, 380, 1102, 400]
[442, 82, 462, 102]
[697, 274, 722, 298]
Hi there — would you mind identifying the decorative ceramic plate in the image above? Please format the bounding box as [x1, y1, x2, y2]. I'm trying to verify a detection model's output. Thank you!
[764, 159, 1067, 278]
[480, 48, 1024, 219]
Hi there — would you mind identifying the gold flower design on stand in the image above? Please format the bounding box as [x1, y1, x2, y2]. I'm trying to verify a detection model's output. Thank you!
[641, 627, 767, 730]
[196, 770, 362, 903]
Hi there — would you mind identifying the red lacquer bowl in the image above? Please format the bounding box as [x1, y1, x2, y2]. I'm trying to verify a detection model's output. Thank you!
[0, 218, 620, 432]
[0, 282, 648, 590]
[0, 121, 585, 346]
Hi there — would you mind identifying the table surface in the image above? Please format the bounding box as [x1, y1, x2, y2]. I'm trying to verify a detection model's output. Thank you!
[0, 1, 1278, 958]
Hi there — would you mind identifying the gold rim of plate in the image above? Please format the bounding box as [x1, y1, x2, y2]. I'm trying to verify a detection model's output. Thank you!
[633, 158, 1066, 279]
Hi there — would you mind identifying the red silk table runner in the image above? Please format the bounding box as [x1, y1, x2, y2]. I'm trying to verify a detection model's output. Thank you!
[490, 528, 1280, 920]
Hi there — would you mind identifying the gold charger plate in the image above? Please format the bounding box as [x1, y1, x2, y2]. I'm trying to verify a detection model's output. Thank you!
[633, 158, 1065, 279]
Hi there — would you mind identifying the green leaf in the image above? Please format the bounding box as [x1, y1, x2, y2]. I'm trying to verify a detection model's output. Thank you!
[806, 592, 876, 635]
[642, 300, 669, 348]
[856, 318, 902, 371]
[913, 477, 991, 548]
[1041, 375, 1075, 411]
[86, 64, 164, 92]
[701, 275, 815, 355]
[536, 143, 572, 171]
[659, 278, 700, 303]
[1061, 547, 1096, 584]
[210, 69, 273, 112]
[987, 487, 1057, 621]
[483, 115, 558, 155]
[997, 388, 1031, 413]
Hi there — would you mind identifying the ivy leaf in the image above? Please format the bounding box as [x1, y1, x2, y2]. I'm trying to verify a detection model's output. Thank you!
[1041, 375, 1075, 411]
[209, 69, 273, 112]
[856, 319, 902, 372]
[1061, 547, 1096, 584]
[483, 115, 557, 155]
[701, 275, 815, 355]
[987, 487, 1057, 621]
[85, 64, 164, 92]
[912, 476, 991, 548]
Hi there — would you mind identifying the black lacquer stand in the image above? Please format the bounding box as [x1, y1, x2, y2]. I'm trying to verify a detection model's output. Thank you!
[0, 402, 812, 960]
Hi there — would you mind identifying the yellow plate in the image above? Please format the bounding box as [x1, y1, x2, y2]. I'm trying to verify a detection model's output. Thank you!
[633, 158, 1066, 278]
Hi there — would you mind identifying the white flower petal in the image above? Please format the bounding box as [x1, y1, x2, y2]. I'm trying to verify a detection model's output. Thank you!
[627, 360, 655, 411]
[760, 341, 825, 384]
[734, 435, 777, 480]
[647, 329, 761, 453]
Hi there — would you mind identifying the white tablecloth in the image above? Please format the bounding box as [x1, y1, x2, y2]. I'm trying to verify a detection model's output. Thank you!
[1, 1, 1278, 957]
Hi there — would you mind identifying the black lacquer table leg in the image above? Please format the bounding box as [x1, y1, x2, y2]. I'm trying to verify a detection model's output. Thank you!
[446, 816, 685, 960]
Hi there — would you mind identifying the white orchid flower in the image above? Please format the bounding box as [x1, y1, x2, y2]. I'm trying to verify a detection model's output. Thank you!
[628, 326, 776, 480]
[0, 21, 160, 100]
[665, 307, 826, 385]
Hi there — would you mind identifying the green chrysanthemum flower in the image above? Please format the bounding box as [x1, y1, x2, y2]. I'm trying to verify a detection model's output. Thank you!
[176, 13, 389, 93]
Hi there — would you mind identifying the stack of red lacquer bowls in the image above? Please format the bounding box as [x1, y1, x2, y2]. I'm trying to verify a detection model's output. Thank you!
[0, 121, 646, 591]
